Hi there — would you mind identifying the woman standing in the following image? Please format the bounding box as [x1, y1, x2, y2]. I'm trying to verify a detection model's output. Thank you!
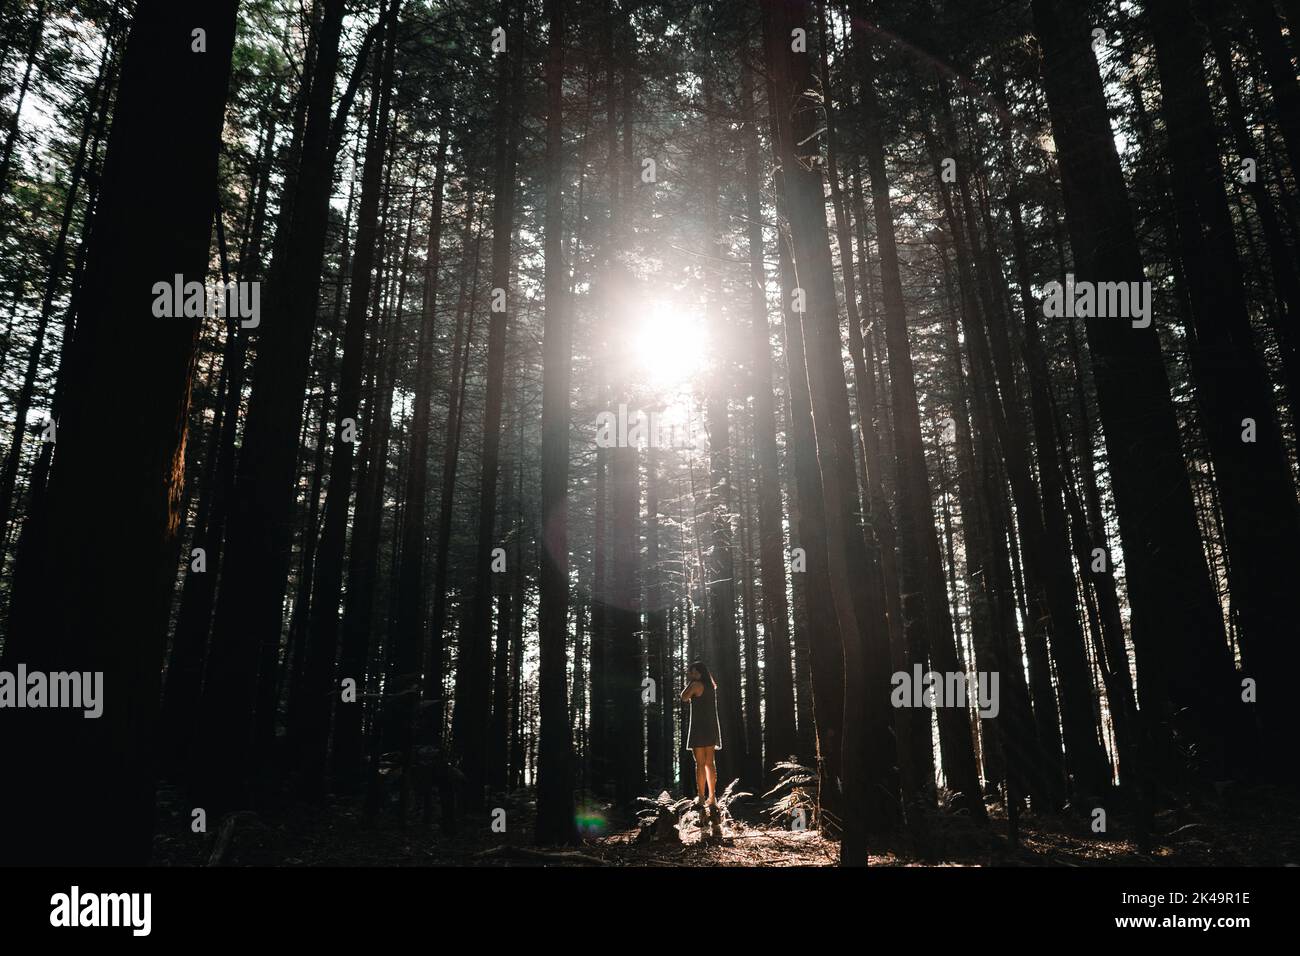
[680, 660, 722, 824]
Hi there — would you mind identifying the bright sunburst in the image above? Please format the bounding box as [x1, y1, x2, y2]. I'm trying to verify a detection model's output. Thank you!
[630, 298, 707, 391]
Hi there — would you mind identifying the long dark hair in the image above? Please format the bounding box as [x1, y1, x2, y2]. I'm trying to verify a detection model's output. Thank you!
[688, 660, 716, 689]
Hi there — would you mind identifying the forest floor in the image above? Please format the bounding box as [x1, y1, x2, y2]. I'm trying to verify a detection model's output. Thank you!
[152, 780, 1300, 867]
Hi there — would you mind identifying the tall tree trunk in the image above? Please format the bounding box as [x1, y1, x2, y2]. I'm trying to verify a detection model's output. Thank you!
[853, 17, 984, 824]
[761, 9, 845, 827]
[162, 92, 280, 777]
[645, 440, 669, 788]
[816, 4, 871, 518]
[294, 1, 399, 799]
[422, 188, 481, 730]
[510, 528, 528, 791]
[935, 242, 1049, 820]
[1149, 0, 1297, 777]
[198, 0, 350, 813]
[739, 52, 797, 776]
[284, 309, 341, 751]
[737, 442, 765, 786]
[603, 34, 645, 811]
[933, 86, 1110, 801]
[392, 119, 449, 716]
[1, 0, 238, 864]
[699, 66, 746, 796]
[489, 447, 518, 792]
[352, 170, 421, 807]
[452, 0, 521, 804]
[1031, 0, 1241, 782]
[768, 0, 906, 863]
[848, 164, 916, 804]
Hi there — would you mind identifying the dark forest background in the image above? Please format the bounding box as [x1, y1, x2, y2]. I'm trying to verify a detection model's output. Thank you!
[0, 0, 1299, 867]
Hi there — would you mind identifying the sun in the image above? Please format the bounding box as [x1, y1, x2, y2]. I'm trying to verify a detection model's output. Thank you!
[630, 298, 707, 391]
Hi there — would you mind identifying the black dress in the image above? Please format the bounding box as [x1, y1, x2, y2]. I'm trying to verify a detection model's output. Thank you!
[687, 680, 722, 750]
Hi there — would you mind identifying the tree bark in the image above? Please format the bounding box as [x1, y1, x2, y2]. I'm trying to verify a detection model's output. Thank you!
[2, 0, 238, 864]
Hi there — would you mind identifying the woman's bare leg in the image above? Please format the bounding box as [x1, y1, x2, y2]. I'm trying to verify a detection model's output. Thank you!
[704, 748, 718, 806]
[693, 748, 708, 802]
